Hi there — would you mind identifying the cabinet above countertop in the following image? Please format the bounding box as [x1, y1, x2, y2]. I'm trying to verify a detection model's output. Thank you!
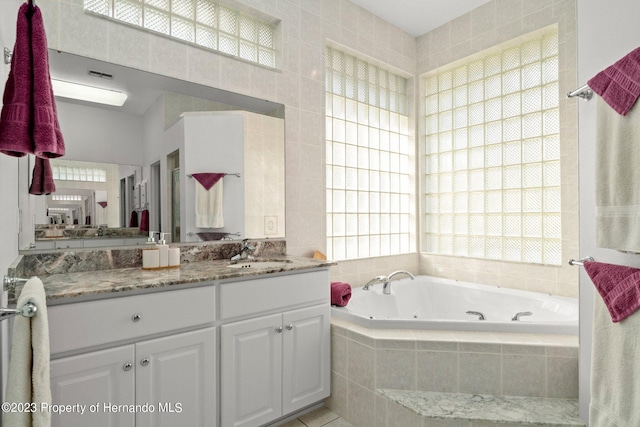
[8, 256, 334, 305]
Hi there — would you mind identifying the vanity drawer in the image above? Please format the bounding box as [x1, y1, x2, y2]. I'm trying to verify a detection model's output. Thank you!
[220, 269, 329, 320]
[48, 286, 215, 355]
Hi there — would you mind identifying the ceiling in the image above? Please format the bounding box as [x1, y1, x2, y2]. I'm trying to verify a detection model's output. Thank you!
[349, 0, 491, 37]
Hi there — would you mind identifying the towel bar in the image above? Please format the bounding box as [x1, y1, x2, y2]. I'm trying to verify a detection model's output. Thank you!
[3, 47, 11, 65]
[187, 173, 241, 178]
[567, 84, 593, 101]
[3, 275, 30, 291]
[568, 257, 595, 266]
[0, 302, 37, 321]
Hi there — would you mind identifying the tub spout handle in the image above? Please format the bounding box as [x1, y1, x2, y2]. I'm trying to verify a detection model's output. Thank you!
[466, 310, 485, 320]
[511, 311, 533, 321]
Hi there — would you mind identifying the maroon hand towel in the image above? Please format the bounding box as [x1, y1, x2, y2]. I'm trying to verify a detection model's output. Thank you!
[31, 5, 64, 158]
[588, 46, 640, 116]
[331, 281, 352, 307]
[129, 210, 138, 227]
[584, 261, 640, 322]
[0, 3, 33, 157]
[97, 201, 107, 208]
[192, 173, 226, 190]
[139, 209, 149, 232]
[28, 155, 55, 195]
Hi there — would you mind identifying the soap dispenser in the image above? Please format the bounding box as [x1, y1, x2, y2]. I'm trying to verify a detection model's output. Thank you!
[157, 232, 170, 267]
[146, 231, 158, 245]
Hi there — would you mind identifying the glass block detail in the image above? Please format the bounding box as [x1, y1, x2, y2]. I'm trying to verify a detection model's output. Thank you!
[171, 16, 195, 42]
[326, 46, 413, 261]
[85, 0, 110, 16]
[423, 27, 561, 265]
[83, 0, 278, 69]
[114, 0, 142, 25]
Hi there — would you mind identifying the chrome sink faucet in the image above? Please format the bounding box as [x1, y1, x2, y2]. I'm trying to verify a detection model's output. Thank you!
[231, 239, 255, 262]
[362, 270, 415, 295]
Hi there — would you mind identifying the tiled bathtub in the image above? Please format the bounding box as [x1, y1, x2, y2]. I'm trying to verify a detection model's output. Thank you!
[325, 317, 579, 427]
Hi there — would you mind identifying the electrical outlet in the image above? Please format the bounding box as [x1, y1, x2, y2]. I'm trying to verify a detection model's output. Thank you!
[264, 216, 277, 235]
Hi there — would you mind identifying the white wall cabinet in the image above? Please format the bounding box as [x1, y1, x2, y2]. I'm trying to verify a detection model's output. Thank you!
[219, 271, 330, 427]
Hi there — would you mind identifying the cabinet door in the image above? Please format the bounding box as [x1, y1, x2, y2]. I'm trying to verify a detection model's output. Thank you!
[282, 304, 331, 414]
[50, 345, 135, 427]
[135, 327, 216, 427]
[221, 314, 282, 427]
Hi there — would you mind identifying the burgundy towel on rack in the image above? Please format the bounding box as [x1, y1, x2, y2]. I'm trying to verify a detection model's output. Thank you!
[0, 3, 33, 157]
[588, 46, 640, 116]
[28, 155, 55, 195]
[191, 173, 226, 190]
[584, 261, 640, 322]
[139, 209, 149, 232]
[97, 201, 107, 208]
[331, 282, 352, 307]
[129, 210, 138, 228]
[31, 4, 64, 158]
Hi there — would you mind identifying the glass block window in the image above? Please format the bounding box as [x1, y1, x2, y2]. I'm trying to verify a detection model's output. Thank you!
[423, 27, 561, 265]
[84, 0, 278, 68]
[52, 195, 83, 201]
[326, 46, 413, 261]
[53, 166, 107, 183]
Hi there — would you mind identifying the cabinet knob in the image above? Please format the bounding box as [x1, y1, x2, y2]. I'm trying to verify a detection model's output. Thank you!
[275, 326, 283, 333]
[140, 358, 150, 367]
[131, 314, 142, 322]
[286, 324, 294, 331]
[123, 363, 133, 372]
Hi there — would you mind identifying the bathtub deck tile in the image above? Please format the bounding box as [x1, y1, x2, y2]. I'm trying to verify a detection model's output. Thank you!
[377, 389, 585, 426]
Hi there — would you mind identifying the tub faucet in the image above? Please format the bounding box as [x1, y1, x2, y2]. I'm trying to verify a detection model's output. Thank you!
[383, 270, 415, 295]
[362, 276, 387, 291]
[231, 239, 255, 262]
[362, 270, 415, 295]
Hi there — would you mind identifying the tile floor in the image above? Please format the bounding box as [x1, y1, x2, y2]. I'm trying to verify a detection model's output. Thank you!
[280, 406, 353, 427]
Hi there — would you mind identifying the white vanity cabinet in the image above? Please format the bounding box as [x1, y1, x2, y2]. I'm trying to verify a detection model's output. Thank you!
[219, 270, 330, 427]
[48, 286, 216, 427]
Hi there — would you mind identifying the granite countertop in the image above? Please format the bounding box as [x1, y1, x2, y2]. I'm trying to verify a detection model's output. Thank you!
[10, 256, 334, 305]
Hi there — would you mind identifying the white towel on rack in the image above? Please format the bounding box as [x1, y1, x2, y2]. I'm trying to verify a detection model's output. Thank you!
[4, 277, 51, 427]
[595, 96, 640, 251]
[195, 178, 224, 228]
[590, 294, 640, 426]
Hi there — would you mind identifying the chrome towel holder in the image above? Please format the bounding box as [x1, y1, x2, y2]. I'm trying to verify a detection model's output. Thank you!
[568, 256, 595, 266]
[0, 302, 37, 321]
[1, 276, 38, 321]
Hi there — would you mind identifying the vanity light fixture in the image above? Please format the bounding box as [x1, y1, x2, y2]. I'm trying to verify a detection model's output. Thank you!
[51, 79, 128, 107]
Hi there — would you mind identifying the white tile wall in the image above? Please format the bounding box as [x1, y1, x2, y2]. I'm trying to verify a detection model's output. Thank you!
[37, 0, 416, 266]
[33, 0, 575, 294]
[327, 320, 579, 427]
[416, 0, 579, 298]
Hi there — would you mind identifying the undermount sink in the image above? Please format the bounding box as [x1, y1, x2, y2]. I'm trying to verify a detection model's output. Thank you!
[227, 260, 292, 269]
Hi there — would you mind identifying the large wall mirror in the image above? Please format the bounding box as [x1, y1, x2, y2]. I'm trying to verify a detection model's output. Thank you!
[20, 50, 285, 250]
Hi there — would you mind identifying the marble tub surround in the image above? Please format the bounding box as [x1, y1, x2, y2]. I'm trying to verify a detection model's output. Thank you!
[15, 239, 286, 277]
[378, 389, 585, 427]
[8, 254, 330, 305]
[326, 317, 579, 427]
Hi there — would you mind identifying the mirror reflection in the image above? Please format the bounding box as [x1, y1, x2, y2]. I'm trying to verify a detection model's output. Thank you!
[24, 50, 285, 250]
